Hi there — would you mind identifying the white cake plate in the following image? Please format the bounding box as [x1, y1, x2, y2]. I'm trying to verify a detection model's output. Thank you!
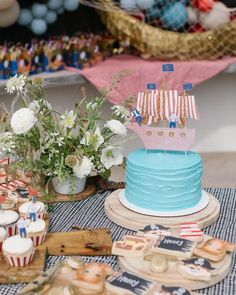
[119, 189, 209, 217]
[104, 189, 220, 230]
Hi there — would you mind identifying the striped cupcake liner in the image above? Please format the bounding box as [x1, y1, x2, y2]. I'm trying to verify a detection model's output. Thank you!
[30, 231, 47, 247]
[3, 222, 18, 237]
[4, 248, 35, 267]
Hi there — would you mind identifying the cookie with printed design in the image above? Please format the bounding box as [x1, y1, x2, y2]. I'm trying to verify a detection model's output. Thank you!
[154, 285, 191, 295]
[105, 271, 156, 294]
[112, 236, 150, 257]
[137, 224, 171, 239]
[178, 257, 215, 281]
[194, 237, 235, 262]
[151, 236, 196, 259]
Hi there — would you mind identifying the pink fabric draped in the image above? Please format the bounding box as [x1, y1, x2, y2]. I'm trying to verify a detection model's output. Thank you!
[80, 55, 236, 104]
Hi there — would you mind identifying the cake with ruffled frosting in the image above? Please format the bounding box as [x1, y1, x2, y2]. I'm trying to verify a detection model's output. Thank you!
[124, 149, 202, 213]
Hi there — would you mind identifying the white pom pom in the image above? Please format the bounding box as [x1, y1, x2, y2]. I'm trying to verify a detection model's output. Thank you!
[120, 0, 137, 11]
[187, 7, 198, 25]
[199, 2, 230, 30]
[136, 0, 155, 10]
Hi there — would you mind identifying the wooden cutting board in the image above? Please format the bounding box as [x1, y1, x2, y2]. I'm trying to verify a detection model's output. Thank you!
[39, 229, 112, 256]
[0, 248, 47, 284]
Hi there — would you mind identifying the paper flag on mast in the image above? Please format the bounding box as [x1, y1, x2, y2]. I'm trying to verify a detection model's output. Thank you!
[147, 83, 157, 90]
[183, 83, 193, 91]
[162, 64, 174, 72]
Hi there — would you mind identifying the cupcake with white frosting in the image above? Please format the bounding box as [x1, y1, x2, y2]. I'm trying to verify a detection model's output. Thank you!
[2, 235, 35, 267]
[0, 228, 7, 251]
[26, 219, 47, 246]
[0, 210, 19, 236]
[19, 198, 46, 220]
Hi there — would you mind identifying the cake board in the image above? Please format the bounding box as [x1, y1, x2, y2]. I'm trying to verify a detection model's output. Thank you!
[104, 189, 220, 230]
[119, 249, 232, 291]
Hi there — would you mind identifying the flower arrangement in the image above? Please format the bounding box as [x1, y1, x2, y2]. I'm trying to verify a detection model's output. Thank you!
[0, 73, 130, 193]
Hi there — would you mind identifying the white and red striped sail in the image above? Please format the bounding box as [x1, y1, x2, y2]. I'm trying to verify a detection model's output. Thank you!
[136, 91, 199, 123]
[177, 95, 200, 120]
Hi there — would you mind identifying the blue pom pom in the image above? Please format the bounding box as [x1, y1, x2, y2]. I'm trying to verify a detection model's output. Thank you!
[161, 2, 188, 30]
[32, 3, 48, 18]
[45, 11, 57, 24]
[64, 0, 80, 11]
[31, 19, 47, 35]
[136, 0, 155, 10]
[145, 6, 161, 22]
[48, 0, 63, 10]
[57, 7, 65, 14]
[18, 9, 32, 26]
[120, 0, 137, 11]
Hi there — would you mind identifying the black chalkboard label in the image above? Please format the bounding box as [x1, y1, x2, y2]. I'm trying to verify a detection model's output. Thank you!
[154, 236, 195, 253]
[16, 188, 29, 199]
[108, 272, 154, 294]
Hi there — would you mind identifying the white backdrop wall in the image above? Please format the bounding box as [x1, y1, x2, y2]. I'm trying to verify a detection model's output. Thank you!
[1, 72, 236, 153]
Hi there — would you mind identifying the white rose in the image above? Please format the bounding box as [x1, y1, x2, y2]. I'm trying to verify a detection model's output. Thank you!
[100, 146, 123, 170]
[11, 108, 37, 134]
[105, 120, 127, 137]
[73, 156, 93, 178]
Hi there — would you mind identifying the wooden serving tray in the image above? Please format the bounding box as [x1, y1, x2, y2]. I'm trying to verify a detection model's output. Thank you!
[0, 248, 47, 284]
[39, 229, 112, 256]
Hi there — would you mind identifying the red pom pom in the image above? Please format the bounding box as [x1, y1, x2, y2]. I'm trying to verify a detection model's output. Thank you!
[191, 0, 214, 12]
[189, 23, 205, 32]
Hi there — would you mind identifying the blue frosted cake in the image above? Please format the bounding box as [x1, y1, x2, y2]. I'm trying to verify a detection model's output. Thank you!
[124, 149, 202, 212]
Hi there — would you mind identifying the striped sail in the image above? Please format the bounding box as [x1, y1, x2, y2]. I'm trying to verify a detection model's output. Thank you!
[136, 91, 199, 124]
[177, 95, 200, 120]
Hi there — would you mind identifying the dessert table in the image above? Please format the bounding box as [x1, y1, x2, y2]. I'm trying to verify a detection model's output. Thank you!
[0, 188, 235, 295]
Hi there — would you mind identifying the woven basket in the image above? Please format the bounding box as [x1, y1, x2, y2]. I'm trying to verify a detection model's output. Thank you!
[97, 0, 236, 60]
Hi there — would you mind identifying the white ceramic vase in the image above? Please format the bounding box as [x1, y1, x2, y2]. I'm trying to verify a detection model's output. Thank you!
[52, 176, 87, 195]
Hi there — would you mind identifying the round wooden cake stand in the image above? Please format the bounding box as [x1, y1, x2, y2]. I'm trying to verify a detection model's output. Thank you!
[119, 252, 232, 291]
[104, 189, 220, 230]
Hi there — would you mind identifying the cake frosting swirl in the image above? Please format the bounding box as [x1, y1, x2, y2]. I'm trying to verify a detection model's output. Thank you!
[125, 149, 202, 212]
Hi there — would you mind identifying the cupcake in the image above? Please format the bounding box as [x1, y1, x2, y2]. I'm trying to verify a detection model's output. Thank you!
[2, 235, 35, 267]
[19, 198, 46, 220]
[26, 219, 47, 246]
[0, 228, 7, 251]
[0, 210, 19, 236]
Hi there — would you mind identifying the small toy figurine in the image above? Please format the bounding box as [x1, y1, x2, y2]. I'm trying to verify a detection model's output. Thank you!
[130, 107, 143, 126]
[169, 112, 178, 128]
[137, 224, 171, 239]
[73, 263, 112, 293]
[17, 216, 28, 238]
[28, 196, 38, 222]
[154, 285, 191, 295]
[178, 258, 215, 281]
[194, 237, 235, 262]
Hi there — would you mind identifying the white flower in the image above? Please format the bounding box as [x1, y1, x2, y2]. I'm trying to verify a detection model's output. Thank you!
[11, 108, 37, 134]
[100, 146, 123, 169]
[73, 156, 93, 178]
[6, 75, 26, 94]
[61, 110, 77, 129]
[111, 105, 130, 120]
[81, 127, 104, 150]
[86, 102, 98, 111]
[28, 100, 40, 112]
[105, 119, 127, 137]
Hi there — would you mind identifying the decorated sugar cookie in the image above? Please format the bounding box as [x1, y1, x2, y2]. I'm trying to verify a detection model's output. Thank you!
[151, 236, 196, 259]
[137, 224, 171, 239]
[194, 238, 235, 262]
[112, 236, 149, 257]
[179, 222, 203, 243]
[105, 271, 156, 295]
[72, 263, 112, 293]
[154, 285, 191, 295]
[178, 258, 215, 281]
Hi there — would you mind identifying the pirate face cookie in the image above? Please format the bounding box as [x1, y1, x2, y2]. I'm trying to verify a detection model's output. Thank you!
[154, 285, 191, 295]
[178, 258, 215, 281]
[137, 224, 171, 239]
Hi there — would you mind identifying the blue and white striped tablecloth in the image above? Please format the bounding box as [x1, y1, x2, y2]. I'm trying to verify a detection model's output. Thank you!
[0, 188, 235, 295]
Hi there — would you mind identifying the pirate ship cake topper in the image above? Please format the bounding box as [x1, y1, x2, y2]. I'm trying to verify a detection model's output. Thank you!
[129, 64, 199, 152]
